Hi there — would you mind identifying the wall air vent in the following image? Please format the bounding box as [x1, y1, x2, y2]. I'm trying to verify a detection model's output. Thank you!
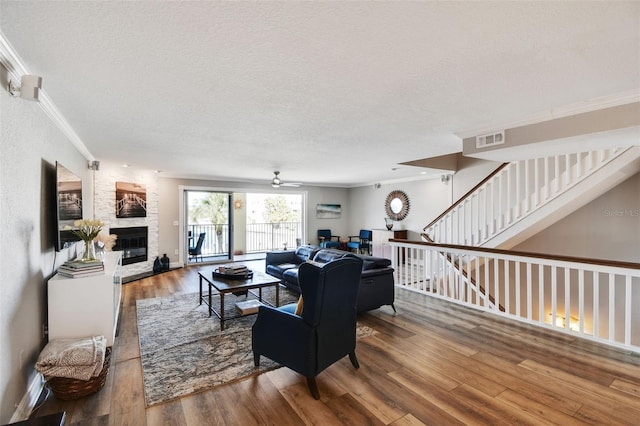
[476, 131, 505, 149]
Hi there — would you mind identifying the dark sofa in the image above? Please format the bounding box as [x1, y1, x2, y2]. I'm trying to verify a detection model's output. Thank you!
[265, 245, 395, 312]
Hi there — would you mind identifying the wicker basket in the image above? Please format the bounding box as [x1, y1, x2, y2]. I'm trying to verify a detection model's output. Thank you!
[47, 347, 112, 400]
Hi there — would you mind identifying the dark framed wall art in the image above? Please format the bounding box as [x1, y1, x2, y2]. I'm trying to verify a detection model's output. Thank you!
[115, 181, 147, 218]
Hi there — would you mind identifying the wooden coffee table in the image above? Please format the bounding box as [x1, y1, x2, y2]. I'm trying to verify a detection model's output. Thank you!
[198, 270, 281, 330]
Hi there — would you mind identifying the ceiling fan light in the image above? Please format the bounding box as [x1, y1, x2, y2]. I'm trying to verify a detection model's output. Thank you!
[272, 171, 281, 187]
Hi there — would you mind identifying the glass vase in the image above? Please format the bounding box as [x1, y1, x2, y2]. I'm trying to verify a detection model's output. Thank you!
[82, 239, 97, 262]
[94, 241, 105, 261]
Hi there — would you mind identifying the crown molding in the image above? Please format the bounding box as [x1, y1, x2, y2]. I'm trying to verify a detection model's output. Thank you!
[0, 31, 95, 161]
[457, 89, 640, 139]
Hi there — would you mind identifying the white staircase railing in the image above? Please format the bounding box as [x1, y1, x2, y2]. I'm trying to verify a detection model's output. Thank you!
[390, 240, 640, 353]
[423, 147, 632, 246]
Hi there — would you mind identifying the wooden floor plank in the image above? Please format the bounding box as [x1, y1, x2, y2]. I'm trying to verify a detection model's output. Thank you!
[179, 391, 225, 426]
[68, 353, 114, 424]
[387, 367, 508, 425]
[610, 377, 640, 397]
[451, 384, 544, 426]
[328, 352, 467, 425]
[367, 307, 480, 357]
[235, 373, 305, 424]
[324, 393, 386, 426]
[277, 380, 345, 425]
[108, 358, 146, 426]
[509, 328, 640, 383]
[519, 359, 640, 411]
[145, 400, 187, 426]
[323, 356, 408, 424]
[495, 389, 589, 426]
[356, 337, 405, 374]
[389, 334, 508, 397]
[29, 266, 640, 426]
[574, 403, 640, 426]
[208, 384, 264, 425]
[73, 414, 110, 426]
[475, 326, 620, 387]
[474, 352, 640, 424]
[263, 367, 303, 391]
[359, 336, 461, 392]
[389, 413, 426, 426]
[466, 352, 583, 416]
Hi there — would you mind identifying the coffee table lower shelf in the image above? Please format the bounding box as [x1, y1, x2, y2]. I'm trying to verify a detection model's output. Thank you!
[198, 270, 281, 330]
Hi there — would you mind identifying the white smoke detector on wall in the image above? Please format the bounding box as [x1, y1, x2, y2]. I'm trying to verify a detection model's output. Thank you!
[476, 131, 505, 149]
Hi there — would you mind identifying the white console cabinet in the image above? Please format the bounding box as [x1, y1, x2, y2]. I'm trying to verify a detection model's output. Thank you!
[372, 229, 408, 260]
[48, 251, 123, 346]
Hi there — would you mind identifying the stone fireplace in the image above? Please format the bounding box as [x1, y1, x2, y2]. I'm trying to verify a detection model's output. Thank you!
[93, 165, 159, 278]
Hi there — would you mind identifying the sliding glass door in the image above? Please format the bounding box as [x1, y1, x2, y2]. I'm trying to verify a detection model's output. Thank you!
[244, 193, 303, 252]
[185, 190, 232, 264]
[182, 189, 305, 265]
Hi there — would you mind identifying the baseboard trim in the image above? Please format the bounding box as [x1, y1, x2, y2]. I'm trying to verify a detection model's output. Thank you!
[10, 371, 45, 423]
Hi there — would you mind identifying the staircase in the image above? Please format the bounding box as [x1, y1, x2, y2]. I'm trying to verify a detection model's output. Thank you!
[393, 145, 640, 352]
[422, 146, 640, 249]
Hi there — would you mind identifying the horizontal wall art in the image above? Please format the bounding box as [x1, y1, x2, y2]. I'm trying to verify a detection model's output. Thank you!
[316, 203, 341, 219]
[116, 181, 147, 218]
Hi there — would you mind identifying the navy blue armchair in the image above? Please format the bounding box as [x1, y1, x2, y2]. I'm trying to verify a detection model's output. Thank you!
[347, 229, 372, 255]
[252, 257, 363, 399]
[317, 229, 340, 249]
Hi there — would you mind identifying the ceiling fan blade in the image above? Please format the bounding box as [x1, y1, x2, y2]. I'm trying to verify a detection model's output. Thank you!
[269, 171, 302, 187]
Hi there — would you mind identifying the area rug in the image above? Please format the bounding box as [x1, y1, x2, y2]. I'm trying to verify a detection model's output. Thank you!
[136, 287, 300, 406]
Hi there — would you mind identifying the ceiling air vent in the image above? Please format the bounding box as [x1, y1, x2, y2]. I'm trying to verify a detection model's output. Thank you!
[476, 131, 505, 149]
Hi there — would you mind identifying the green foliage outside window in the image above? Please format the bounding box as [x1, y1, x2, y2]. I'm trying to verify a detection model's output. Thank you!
[263, 195, 297, 224]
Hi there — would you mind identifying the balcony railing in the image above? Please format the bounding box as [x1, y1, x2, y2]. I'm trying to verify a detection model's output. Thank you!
[188, 224, 229, 257]
[245, 222, 301, 253]
[188, 221, 302, 257]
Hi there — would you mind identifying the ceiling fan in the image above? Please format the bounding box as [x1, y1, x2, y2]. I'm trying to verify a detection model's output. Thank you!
[271, 171, 302, 188]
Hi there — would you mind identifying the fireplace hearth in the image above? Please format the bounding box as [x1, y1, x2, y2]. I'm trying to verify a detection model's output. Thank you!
[111, 226, 148, 265]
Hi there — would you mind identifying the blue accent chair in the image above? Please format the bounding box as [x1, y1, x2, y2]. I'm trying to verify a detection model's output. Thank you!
[252, 257, 363, 399]
[347, 229, 372, 255]
[317, 229, 340, 249]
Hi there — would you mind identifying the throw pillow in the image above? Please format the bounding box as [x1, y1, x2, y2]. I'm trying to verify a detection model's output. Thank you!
[294, 295, 304, 315]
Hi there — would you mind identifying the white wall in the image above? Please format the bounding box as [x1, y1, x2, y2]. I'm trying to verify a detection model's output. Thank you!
[514, 172, 640, 263]
[348, 179, 451, 241]
[346, 157, 501, 241]
[0, 66, 90, 423]
[157, 163, 501, 261]
[157, 177, 350, 264]
[451, 156, 503, 202]
[155, 157, 504, 265]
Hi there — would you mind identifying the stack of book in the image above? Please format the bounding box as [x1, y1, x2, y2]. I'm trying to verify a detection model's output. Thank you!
[218, 264, 249, 275]
[57, 259, 105, 278]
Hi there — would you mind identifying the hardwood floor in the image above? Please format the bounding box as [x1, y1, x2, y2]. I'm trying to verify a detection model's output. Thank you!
[32, 263, 640, 425]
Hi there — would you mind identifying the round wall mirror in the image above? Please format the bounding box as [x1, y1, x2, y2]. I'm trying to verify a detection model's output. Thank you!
[385, 190, 410, 221]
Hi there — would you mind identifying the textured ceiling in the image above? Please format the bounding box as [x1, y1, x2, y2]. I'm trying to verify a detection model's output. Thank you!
[1, 1, 639, 187]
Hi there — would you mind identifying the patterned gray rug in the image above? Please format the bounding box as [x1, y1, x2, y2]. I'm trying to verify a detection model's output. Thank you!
[136, 287, 299, 406]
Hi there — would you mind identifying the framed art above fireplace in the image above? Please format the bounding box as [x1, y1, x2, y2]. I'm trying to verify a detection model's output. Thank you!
[116, 181, 147, 218]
